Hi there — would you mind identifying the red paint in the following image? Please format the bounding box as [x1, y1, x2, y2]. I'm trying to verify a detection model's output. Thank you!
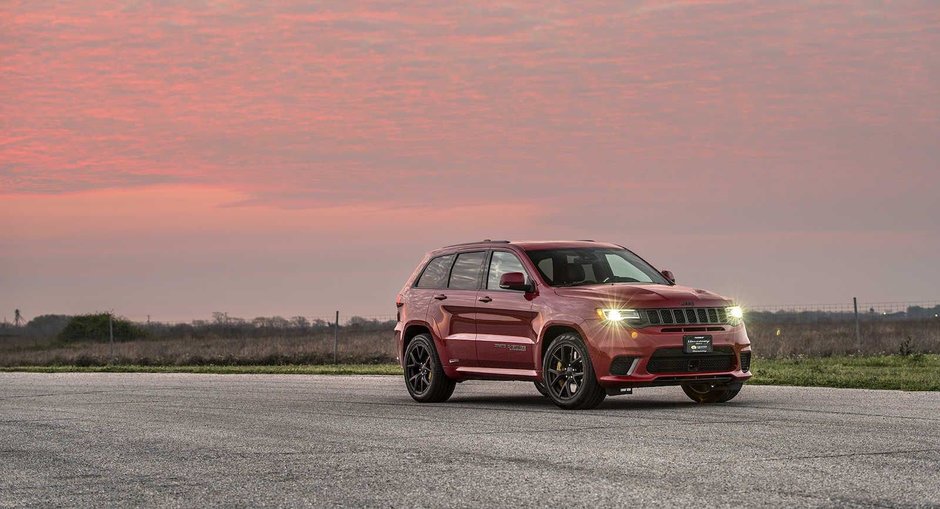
[395, 240, 751, 394]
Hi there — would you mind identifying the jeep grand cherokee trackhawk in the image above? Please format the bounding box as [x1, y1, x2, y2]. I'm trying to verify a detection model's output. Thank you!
[394, 240, 751, 410]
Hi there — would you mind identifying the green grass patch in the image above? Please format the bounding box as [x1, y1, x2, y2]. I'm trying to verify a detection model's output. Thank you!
[3, 355, 938, 391]
[0, 364, 403, 376]
[750, 354, 940, 391]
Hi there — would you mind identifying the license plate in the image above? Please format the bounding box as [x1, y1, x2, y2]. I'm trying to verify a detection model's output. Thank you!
[683, 335, 713, 354]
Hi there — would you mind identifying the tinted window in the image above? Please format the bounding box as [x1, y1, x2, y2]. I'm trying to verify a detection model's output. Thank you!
[448, 251, 486, 290]
[605, 253, 655, 283]
[537, 258, 553, 281]
[525, 248, 669, 287]
[486, 251, 527, 290]
[416, 255, 454, 289]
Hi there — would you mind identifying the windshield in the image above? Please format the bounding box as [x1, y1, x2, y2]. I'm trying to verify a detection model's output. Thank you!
[525, 248, 671, 287]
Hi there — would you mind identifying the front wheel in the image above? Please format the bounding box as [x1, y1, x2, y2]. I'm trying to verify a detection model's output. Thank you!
[533, 381, 549, 397]
[542, 333, 606, 410]
[681, 382, 742, 403]
[404, 334, 456, 403]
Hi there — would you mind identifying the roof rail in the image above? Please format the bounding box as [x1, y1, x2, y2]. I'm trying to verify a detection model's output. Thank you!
[443, 239, 511, 248]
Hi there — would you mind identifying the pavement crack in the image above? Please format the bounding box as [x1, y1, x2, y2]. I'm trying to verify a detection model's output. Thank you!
[743, 404, 940, 423]
[756, 447, 940, 462]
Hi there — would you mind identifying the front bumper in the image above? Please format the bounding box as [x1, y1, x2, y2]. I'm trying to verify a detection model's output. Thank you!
[580, 319, 753, 388]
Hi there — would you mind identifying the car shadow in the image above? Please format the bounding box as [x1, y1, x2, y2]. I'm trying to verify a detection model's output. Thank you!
[448, 393, 696, 411]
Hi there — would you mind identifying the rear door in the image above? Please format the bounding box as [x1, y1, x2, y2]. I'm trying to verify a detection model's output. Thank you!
[425, 251, 486, 367]
[475, 250, 538, 370]
[411, 252, 454, 325]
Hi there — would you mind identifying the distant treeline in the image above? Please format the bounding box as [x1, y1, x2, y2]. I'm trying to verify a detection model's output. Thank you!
[3, 306, 938, 343]
[747, 305, 940, 324]
[2, 313, 396, 343]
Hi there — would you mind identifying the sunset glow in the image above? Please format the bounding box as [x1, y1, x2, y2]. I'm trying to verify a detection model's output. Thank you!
[2, 1, 938, 321]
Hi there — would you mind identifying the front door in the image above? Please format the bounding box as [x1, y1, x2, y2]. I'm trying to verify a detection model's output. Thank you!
[475, 250, 538, 370]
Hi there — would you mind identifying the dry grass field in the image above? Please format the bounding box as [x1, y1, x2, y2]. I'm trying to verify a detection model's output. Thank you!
[1, 319, 938, 367]
[0, 329, 396, 367]
[747, 319, 940, 357]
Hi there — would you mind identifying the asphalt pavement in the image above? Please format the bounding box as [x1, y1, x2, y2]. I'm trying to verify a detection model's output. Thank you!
[1, 373, 938, 507]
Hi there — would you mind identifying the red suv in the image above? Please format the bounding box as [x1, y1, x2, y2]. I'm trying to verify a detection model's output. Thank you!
[395, 240, 751, 409]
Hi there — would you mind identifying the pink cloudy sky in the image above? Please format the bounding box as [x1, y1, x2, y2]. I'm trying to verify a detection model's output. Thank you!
[2, 1, 938, 322]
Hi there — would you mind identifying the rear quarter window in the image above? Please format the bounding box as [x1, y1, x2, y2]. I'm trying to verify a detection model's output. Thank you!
[416, 255, 454, 288]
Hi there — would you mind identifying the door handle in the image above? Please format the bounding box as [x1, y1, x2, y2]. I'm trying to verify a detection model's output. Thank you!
[478, 296, 492, 303]
[433, 294, 447, 300]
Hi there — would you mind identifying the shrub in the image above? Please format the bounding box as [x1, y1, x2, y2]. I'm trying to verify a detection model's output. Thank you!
[25, 314, 73, 338]
[58, 313, 147, 343]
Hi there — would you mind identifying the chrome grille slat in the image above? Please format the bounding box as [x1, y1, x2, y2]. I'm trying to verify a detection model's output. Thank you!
[674, 309, 686, 324]
[708, 308, 719, 322]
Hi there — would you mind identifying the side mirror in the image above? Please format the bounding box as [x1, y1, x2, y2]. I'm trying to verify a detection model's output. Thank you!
[499, 272, 533, 292]
[661, 270, 676, 284]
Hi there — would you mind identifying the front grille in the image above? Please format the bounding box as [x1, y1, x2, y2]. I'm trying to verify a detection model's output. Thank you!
[646, 347, 735, 374]
[740, 351, 751, 372]
[609, 356, 637, 376]
[645, 307, 729, 326]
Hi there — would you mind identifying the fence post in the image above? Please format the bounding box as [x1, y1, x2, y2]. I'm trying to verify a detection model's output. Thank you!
[853, 297, 861, 353]
[333, 311, 339, 364]
[109, 311, 115, 365]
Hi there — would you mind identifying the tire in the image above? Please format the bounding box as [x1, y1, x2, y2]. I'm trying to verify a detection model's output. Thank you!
[404, 334, 456, 403]
[681, 382, 742, 404]
[542, 333, 606, 410]
[533, 381, 549, 397]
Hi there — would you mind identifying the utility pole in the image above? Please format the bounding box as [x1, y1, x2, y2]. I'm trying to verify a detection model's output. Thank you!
[853, 297, 861, 353]
[109, 311, 115, 365]
[333, 311, 339, 364]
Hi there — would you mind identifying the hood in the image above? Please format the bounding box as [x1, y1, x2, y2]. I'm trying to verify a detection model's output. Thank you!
[551, 283, 731, 308]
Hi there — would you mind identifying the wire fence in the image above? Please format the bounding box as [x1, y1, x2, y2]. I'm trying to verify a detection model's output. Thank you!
[118, 299, 940, 328]
[2, 300, 939, 365]
[745, 300, 940, 324]
[748, 300, 940, 314]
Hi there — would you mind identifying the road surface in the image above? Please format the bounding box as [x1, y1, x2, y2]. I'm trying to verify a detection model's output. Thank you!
[1, 373, 938, 507]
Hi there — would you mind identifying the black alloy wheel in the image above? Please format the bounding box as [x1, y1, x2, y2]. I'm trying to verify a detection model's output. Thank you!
[547, 342, 585, 399]
[404, 334, 456, 403]
[542, 333, 606, 410]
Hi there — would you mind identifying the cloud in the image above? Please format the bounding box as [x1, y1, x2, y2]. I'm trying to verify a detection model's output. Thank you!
[1, 0, 938, 316]
[3, 1, 936, 206]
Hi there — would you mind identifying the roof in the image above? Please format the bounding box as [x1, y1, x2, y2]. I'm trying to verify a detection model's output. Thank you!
[433, 239, 622, 253]
[510, 240, 622, 250]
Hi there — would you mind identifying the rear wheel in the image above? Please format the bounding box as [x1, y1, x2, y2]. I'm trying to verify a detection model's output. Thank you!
[542, 333, 606, 410]
[404, 334, 456, 403]
[681, 382, 742, 403]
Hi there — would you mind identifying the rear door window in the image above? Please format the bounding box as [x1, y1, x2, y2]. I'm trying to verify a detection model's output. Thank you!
[416, 254, 454, 289]
[448, 251, 486, 290]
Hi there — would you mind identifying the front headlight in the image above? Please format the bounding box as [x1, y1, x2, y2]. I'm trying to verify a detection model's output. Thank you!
[726, 306, 744, 323]
[597, 308, 641, 322]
